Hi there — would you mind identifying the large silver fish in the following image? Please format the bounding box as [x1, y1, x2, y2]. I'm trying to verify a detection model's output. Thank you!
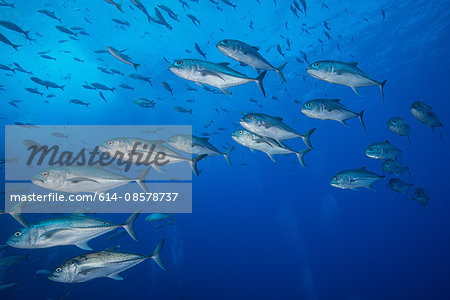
[239, 113, 316, 148]
[167, 134, 234, 166]
[7, 213, 139, 250]
[99, 137, 206, 176]
[107, 46, 140, 70]
[216, 39, 287, 82]
[49, 239, 165, 283]
[301, 99, 365, 130]
[31, 165, 151, 193]
[410, 101, 443, 138]
[330, 167, 384, 191]
[306, 60, 386, 102]
[169, 59, 267, 97]
[231, 129, 311, 167]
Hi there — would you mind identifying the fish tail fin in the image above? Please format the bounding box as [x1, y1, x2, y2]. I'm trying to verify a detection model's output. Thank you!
[24, 31, 30, 39]
[122, 211, 140, 241]
[112, 87, 116, 93]
[168, 214, 175, 222]
[296, 148, 311, 168]
[254, 70, 267, 97]
[117, 3, 124, 13]
[300, 128, 316, 149]
[133, 63, 141, 71]
[12, 44, 21, 51]
[150, 239, 166, 271]
[135, 166, 152, 192]
[60, 85, 65, 91]
[276, 62, 287, 82]
[189, 154, 207, 176]
[359, 110, 366, 130]
[379, 80, 387, 102]
[85, 103, 90, 107]
[223, 146, 235, 166]
[58, 18, 62, 23]
[188, 109, 193, 115]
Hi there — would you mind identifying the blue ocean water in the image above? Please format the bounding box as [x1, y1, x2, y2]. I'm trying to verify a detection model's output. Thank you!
[0, 0, 449, 299]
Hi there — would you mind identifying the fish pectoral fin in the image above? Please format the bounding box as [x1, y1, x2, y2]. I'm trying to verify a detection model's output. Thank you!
[339, 120, 349, 127]
[200, 70, 225, 81]
[39, 228, 74, 240]
[348, 62, 359, 67]
[75, 241, 93, 251]
[108, 273, 124, 280]
[220, 87, 231, 95]
[249, 148, 255, 153]
[78, 267, 103, 276]
[217, 62, 230, 66]
[351, 86, 361, 96]
[266, 153, 277, 163]
[68, 177, 100, 184]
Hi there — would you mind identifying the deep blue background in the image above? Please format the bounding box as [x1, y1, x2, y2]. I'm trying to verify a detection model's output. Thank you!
[0, 0, 449, 299]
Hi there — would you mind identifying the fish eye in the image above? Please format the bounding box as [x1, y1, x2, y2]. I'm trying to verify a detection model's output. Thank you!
[176, 60, 183, 65]
[14, 231, 21, 237]
[55, 267, 62, 273]
[172, 136, 177, 141]
[306, 103, 311, 107]
[246, 115, 252, 120]
[107, 140, 113, 146]
[367, 147, 373, 151]
[238, 130, 243, 134]
[41, 171, 49, 177]
[313, 63, 319, 67]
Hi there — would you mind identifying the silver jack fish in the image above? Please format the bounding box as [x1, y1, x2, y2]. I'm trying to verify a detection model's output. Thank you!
[387, 117, 411, 142]
[231, 129, 311, 167]
[49, 239, 165, 283]
[306, 60, 386, 102]
[330, 167, 384, 191]
[31, 166, 151, 193]
[166, 134, 234, 166]
[7, 213, 139, 250]
[388, 178, 413, 194]
[169, 59, 267, 97]
[301, 99, 365, 130]
[240, 113, 316, 148]
[216, 39, 287, 82]
[365, 140, 401, 161]
[99, 137, 206, 176]
[410, 101, 443, 139]
[382, 159, 411, 178]
[413, 188, 430, 210]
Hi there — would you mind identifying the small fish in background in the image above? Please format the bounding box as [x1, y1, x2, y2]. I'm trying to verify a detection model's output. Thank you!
[107, 46, 141, 70]
[55, 25, 78, 37]
[145, 213, 174, 223]
[161, 81, 174, 96]
[194, 42, 207, 59]
[129, 73, 152, 86]
[8, 101, 19, 108]
[381, 9, 386, 21]
[301, 99, 365, 130]
[365, 140, 401, 161]
[70, 99, 90, 107]
[130, 0, 152, 23]
[25, 87, 43, 97]
[133, 98, 155, 108]
[13, 62, 32, 74]
[158, 4, 179, 22]
[40, 54, 56, 60]
[110, 68, 124, 76]
[0, 63, 15, 73]
[306, 60, 387, 102]
[221, 0, 237, 11]
[413, 188, 430, 210]
[204, 119, 214, 128]
[51, 132, 68, 139]
[49, 239, 166, 283]
[152, 7, 173, 30]
[0, 20, 29, 38]
[249, 20, 254, 29]
[73, 57, 84, 63]
[410, 101, 443, 138]
[47, 93, 55, 98]
[119, 83, 135, 90]
[186, 14, 200, 27]
[387, 117, 411, 142]
[0, 1, 15, 8]
[382, 159, 411, 178]
[38, 10, 62, 23]
[0, 254, 29, 267]
[330, 167, 385, 191]
[91, 82, 116, 92]
[388, 178, 413, 194]
[98, 66, 113, 75]
[276, 44, 285, 57]
[0, 32, 20, 51]
[35, 269, 51, 275]
[103, 0, 124, 12]
[82, 84, 95, 90]
[112, 19, 130, 26]
[174, 105, 192, 115]
[98, 91, 107, 103]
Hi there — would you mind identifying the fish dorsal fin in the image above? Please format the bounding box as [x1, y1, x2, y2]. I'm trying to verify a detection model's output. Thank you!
[104, 245, 120, 252]
[252, 46, 260, 51]
[68, 177, 100, 184]
[218, 62, 230, 66]
[201, 137, 210, 141]
[331, 99, 341, 102]
[359, 166, 367, 170]
[348, 62, 359, 66]
[274, 116, 283, 121]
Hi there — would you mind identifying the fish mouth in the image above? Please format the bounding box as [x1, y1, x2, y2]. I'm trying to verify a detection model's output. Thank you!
[31, 177, 44, 184]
